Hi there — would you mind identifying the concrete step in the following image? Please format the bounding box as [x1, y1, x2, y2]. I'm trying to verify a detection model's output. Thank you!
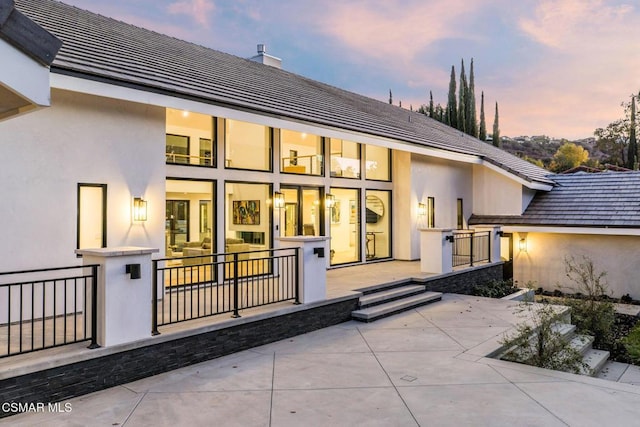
[358, 285, 426, 309]
[569, 334, 594, 356]
[580, 348, 610, 376]
[352, 292, 442, 322]
[551, 323, 576, 340]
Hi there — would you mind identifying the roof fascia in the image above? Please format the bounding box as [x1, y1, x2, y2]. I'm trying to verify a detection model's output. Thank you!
[502, 225, 640, 236]
[481, 160, 553, 191]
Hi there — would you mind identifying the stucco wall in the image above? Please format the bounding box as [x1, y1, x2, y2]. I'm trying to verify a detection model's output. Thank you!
[473, 164, 524, 215]
[0, 89, 165, 270]
[514, 232, 640, 299]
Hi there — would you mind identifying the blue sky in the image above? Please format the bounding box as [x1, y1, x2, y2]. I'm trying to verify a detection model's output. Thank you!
[61, 0, 640, 140]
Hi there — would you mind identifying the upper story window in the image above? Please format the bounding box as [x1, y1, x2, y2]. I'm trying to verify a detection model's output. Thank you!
[166, 108, 215, 167]
[280, 129, 323, 175]
[330, 138, 360, 178]
[225, 119, 271, 171]
[365, 145, 391, 181]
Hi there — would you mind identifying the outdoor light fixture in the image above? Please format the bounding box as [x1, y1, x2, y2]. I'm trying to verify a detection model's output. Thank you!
[273, 191, 285, 209]
[519, 236, 528, 252]
[325, 193, 336, 209]
[133, 197, 148, 221]
[417, 202, 427, 216]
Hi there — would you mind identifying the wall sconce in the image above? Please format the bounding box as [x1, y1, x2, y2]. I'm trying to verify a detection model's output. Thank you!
[417, 202, 427, 216]
[325, 193, 336, 209]
[133, 197, 148, 221]
[273, 191, 285, 209]
[519, 234, 528, 252]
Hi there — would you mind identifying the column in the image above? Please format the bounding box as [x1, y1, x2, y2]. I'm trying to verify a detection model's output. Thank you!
[277, 236, 329, 303]
[419, 228, 453, 274]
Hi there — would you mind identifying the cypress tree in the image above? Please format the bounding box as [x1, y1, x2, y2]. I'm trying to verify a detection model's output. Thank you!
[429, 91, 435, 118]
[458, 59, 467, 133]
[628, 95, 637, 169]
[467, 58, 478, 137]
[492, 102, 501, 147]
[479, 91, 487, 141]
[389, 89, 392, 105]
[446, 66, 457, 128]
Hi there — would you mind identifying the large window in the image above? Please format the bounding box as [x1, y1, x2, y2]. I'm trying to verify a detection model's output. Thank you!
[225, 182, 271, 250]
[166, 108, 215, 166]
[329, 188, 360, 265]
[77, 184, 106, 251]
[365, 145, 391, 181]
[281, 129, 323, 175]
[280, 186, 323, 237]
[165, 179, 215, 257]
[330, 138, 360, 178]
[365, 190, 391, 260]
[225, 119, 271, 171]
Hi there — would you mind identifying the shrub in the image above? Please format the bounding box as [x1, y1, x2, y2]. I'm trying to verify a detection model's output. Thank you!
[622, 323, 640, 364]
[560, 256, 615, 348]
[472, 279, 518, 298]
[500, 302, 586, 373]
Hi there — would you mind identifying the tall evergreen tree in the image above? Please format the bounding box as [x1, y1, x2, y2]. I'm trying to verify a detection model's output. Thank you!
[446, 66, 457, 128]
[492, 102, 501, 147]
[429, 91, 435, 118]
[628, 95, 637, 169]
[458, 59, 467, 133]
[389, 89, 392, 105]
[479, 91, 487, 141]
[467, 58, 478, 137]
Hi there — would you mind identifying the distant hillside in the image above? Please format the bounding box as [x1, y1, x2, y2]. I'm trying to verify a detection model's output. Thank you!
[498, 135, 602, 169]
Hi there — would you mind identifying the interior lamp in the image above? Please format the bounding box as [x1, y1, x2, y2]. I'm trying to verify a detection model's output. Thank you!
[273, 191, 285, 209]
[325, 193, 336, 209]
[133, 197, 148, 222]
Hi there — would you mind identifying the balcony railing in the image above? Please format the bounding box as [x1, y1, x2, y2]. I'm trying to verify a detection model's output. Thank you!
[452, 231, 491, 268]
[152, 247, 299, 332]
[0, 265, 98, 358]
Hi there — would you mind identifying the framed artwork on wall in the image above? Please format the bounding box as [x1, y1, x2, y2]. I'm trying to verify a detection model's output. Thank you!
[331, 200, 341, 224]
[233, 200, 260, 225]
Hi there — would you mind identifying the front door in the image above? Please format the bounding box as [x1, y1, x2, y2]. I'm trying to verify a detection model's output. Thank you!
[280, 186, 323, 236]
[500, 233, 514, 280]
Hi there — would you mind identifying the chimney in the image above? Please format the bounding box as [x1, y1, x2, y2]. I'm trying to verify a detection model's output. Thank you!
[249, 43, 282, 69]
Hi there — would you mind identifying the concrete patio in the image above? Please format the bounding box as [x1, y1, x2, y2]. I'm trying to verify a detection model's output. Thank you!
[4, 292, 640, 426]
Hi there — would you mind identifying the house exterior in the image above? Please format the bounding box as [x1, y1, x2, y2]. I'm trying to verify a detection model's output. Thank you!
[1, 0, 554, 276]
[471, 172, 640, 299]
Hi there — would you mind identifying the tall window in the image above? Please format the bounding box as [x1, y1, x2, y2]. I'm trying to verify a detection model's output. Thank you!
[457, 198, 464, 229]
[329, 188, 360, 265]
[330, 138, 360, 178]
[280, 186, 323, 237]
[225, 119, 271, 171]
[166, 108, 215, 166]
[427, 197, 435, 228]
[365, 190, 391, 260]
[280, 129, 323, 175]
[77, 184, 106, 251]
[365, 145, 390, 181]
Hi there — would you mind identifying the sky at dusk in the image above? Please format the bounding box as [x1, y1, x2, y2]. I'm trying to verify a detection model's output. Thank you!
[59, 0, 640, 140]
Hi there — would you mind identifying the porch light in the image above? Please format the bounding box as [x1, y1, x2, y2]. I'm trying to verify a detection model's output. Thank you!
[325, 193, 336, 209]
[519, 237, 527, 252]
[417, 202, 427, 216]
[273, 191, 285, 209]
[133, 197, 148, 221]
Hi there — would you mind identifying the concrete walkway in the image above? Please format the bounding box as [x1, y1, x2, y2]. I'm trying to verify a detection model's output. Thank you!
[4, 293, 640, 426]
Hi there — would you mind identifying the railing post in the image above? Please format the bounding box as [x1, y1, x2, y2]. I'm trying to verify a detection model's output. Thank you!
[232, 252, 240, 318]
[294, 247, 300, 304]
[88, 264, 100, 349]
[151, 260, 160, 336]
[470, 233, 475, 267]
[487, 232, 492, 263]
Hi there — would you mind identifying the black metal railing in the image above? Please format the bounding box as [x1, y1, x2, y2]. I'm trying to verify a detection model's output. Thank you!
[152, 247, 299, 332]
[0, 265, 99, 358]
[452, 231, 491, 268]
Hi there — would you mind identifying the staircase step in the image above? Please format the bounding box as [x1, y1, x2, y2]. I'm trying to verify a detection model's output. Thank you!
[580, 349, 610, 376]
[352, 292, 442, 322]
[568, 334, 594, 355]
[551, 323, 576, 340]
[358, 285, 426, 308]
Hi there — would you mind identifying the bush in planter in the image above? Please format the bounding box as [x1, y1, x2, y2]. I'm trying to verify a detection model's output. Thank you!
[560, 256, 615, 348]
[622, 323, 640, 364]
[472, 279, 518, 298]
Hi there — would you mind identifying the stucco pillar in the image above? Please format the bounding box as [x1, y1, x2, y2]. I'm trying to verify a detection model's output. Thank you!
[76, 246, 158, 347]
[277, 236, 329, 303]
[419, 229, 453, 274]
[472, 225, 502, 263]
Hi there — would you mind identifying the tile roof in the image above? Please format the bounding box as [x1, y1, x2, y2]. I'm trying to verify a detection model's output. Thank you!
[470, 171, 640, 228]
[16, 0, 553, 186]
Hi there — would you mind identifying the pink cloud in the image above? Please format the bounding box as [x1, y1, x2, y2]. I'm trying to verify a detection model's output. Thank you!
[167, 0, 215, 27]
